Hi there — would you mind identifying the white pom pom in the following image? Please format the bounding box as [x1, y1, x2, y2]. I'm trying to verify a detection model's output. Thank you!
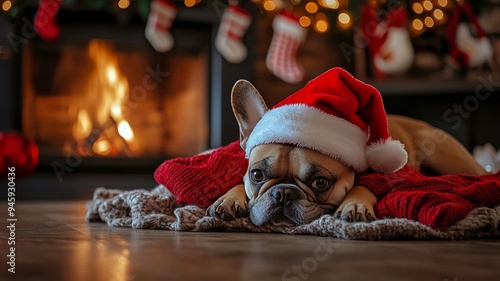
[366, 139, 408, 173]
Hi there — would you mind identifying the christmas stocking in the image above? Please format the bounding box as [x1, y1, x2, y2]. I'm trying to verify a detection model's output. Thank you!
[145, 0, 177, 53]
[215, 4, 252, 64]
[265, 11, 307, 84]
[446, 2, 493, 69]
[360, 5, 414, 78]
[34, 0, 62, 41]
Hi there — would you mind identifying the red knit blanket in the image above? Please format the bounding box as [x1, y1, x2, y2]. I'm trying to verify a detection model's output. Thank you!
[355, 166, 500, 229]
[154, 141, 500, 229]
[154, 141, 248, 209]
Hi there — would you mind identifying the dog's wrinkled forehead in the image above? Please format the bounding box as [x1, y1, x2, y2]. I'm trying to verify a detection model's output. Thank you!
[247, 144, 349, 181]
[248, 144, 291, 168]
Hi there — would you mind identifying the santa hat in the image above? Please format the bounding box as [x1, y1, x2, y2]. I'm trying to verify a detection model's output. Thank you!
[245, 67, 407, 173]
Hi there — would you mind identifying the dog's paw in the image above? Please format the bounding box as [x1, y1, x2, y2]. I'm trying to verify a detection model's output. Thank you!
[334, 200, 376, 222]
[206, 196, 248, 221]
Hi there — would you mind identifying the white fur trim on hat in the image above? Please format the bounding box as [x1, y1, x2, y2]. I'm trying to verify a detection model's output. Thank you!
[365, 138, 408, 173]
[245, 104, 369, 172]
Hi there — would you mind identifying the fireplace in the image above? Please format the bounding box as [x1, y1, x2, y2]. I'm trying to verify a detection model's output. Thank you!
[23, 6, 252, 167]
[0, 5, 254, 198]
[24, 38, 209, 160]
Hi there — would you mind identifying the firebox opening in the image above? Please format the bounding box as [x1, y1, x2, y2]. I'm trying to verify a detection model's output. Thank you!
[23, 36, 209, 165]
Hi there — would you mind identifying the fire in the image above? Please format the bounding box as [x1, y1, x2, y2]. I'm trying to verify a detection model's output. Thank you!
[93, 139, 111, 155]
[72, 40, 136, 156]
[73, 110, 92, 141]
[117, 121, 134, 142]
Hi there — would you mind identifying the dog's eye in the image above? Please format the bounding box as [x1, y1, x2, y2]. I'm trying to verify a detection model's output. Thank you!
[311, 177, 330, 190]
[250, 169, 266, 183]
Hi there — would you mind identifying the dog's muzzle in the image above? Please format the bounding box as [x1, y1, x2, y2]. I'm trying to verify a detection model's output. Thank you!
[248, 183, 329, 226]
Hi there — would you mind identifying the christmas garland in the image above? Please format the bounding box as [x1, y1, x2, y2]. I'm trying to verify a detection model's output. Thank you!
[1, 0, 494, 83]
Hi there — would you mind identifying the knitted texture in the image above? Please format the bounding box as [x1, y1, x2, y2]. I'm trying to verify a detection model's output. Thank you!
[355, 165, 500, 229]
[154, 140, 247, 208]
[86, 185, 500, 240]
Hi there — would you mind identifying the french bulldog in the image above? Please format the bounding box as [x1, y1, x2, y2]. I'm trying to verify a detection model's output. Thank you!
[207, 80, 487, 226]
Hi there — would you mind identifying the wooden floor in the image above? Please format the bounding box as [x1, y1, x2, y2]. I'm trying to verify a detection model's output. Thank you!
[1, 201, 500, 281]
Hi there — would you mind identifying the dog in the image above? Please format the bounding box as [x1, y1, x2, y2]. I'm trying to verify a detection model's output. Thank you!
[206, 79, 487, 226]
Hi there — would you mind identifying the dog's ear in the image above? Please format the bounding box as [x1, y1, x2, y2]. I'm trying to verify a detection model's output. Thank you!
[231, 80, 268, 150]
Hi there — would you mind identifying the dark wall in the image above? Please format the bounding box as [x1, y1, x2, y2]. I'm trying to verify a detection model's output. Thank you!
[0, 16, 13, 131]
[384, 93, 500, 151]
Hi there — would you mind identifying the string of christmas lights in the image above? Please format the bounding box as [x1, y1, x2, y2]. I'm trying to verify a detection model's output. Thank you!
[409, 0, 452, 36]
[2, 0, 12, 11]
[0, 0, 482, 35]
[253, 0, 355, 33]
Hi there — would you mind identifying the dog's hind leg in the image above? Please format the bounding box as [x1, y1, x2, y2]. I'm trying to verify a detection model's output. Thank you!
[418, 128, 488, 176]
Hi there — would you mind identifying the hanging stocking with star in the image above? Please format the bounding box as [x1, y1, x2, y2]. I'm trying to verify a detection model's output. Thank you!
[265, 11, 307, 84]
[34, 0, 62, 41]
[215, 3, 252, 64]
[145, 0, 177, 53]
[446, 1, 493, 70]
[360, 5, 414, 78]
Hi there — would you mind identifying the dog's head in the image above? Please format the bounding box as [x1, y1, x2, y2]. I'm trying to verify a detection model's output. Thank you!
[232, 80, 355, 226]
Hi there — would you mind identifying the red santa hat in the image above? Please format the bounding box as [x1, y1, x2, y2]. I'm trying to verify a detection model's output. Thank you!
[244, 67, 407, 173]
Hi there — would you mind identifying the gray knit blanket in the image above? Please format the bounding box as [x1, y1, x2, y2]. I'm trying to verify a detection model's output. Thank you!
[86, 185, 500, 240]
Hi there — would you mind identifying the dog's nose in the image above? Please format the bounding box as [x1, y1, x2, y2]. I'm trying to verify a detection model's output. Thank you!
[271, 186, 300, 206]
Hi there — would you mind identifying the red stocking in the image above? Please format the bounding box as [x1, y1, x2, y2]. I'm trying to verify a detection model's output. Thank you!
[34, 0, 62, 41]
[265, 11, 307, 84]
[215, 3, 252, 64]
[145, 0, 177, 53]
[446, 1, 493, 69]
[360, 5, 414, 78]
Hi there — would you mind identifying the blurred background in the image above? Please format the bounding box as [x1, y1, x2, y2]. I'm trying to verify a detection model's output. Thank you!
[1, 0, 499, 200]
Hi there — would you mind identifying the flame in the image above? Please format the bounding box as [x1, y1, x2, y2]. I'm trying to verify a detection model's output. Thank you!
[73, 40, 135, 156]
[73, 110, 92, 141]
[106, 66, 118, 85]
[93, 139, 112, 156]
[117, 120, 134, 142]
